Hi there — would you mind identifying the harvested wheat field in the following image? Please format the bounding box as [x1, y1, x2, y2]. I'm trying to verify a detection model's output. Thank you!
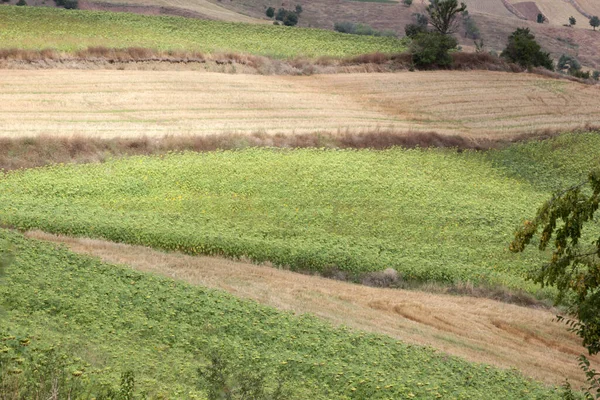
[28, 230, 600, 388]
[1, 69, 598, 139]
[573, 0, 600, 18]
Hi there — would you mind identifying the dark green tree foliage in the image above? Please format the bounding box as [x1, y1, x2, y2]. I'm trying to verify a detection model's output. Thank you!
[16, 0, 27, 6]
[410, 32, 457, 68]
[295, 4, 302, 14]
[569, 16, 576, 26]
[283, 12, 298, 26]
[405, 23, 427, 37]
[537, 13, 545, 24]
[591, 16, 600, 31]
[266, 7, 275, 18]
[501, 28, 553, 70]
[510, 171, 600, 397]
[426, 0, 467, 35]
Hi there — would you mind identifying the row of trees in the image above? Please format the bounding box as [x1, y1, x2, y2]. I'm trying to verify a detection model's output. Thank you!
[265, 5, 302, 27]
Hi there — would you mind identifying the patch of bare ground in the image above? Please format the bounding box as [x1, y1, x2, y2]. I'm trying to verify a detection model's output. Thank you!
[0, 69, 597, 139]
[25, 230, 600, 388]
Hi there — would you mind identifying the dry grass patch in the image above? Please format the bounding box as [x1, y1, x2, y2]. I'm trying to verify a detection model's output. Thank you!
[27, 231, 600, 388]
[0, 69, 598, 139]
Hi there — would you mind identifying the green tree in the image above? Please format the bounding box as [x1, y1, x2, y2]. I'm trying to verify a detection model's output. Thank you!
[426, 0, 467, 35]
[569, 16, 576, 26]
[266, 7, 275, 18]
[410, 31, 457, 68]
[403, 0, 413, 6]
[537, 13, 546, 24]
[283, 12, 298, 26]
[510, 171, 600, 398]
[501, 28, 553, 70]
[591, 16, 600, 31]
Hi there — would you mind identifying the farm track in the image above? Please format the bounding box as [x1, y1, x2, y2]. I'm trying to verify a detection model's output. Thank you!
[1, 69, 598, 139]
[28, 231, 600, 388]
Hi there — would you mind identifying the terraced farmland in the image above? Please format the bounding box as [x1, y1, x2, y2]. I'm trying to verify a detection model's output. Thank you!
[1, 70, 598, 139]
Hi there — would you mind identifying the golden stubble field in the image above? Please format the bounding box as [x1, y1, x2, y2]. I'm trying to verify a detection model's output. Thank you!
[1, 69, 598, 139]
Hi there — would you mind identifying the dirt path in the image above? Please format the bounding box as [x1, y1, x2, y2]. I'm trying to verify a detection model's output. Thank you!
[27, 230, 600, 388]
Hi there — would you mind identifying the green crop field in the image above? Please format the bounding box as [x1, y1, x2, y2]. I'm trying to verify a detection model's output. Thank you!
[0, 229, 559, 398]
[0, 7, 406, 57]
[1, 133, 599, 295]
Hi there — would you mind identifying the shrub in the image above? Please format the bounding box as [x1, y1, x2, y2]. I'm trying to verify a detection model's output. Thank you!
[63, 0, 78, 9]
[593, 70, 599, 80]
[536, 13, 545, 24]
[557, 54, 581, 74]
[591, 15, 600, 31]
[410, 31, 457, 68]
[334, 22, 397, 37]
[283, 12, 298, 26]
[16, 0, 27, 5]
[501, 28, 553, 70]
[569, 16, 576, 26]
[295, 4, 302, 14]
[266, 7, 275, 18]
[275, 8, 287, 21]
[405, 23, 427, 37]
[403, 0, 413, 6]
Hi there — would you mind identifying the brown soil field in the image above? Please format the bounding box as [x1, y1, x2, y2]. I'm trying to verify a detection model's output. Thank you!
[513, 1, 544, 21]
[27, 230, 600, 388]
[1, 69, 598, 139]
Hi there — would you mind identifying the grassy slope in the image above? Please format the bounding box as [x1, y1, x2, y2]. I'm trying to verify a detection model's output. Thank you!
[1, 133, 599, 295]
[0, 229, 558, 398]
[0, 6, 406, 57]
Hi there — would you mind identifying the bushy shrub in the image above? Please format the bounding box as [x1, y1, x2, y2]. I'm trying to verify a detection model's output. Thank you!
[501, 28, 553, 70]
[404, 23, 427, 37]
[295, 4, 302, 14]
[410, 31, 457, 68]
[266, 6, 275, 18]
[403, 0, 413, 6]
[334, 22, 397, 37]
[283, 12, 298, 26]
[593, 70, 600, 80]
[557, 54, 581, 74]
[16, 0, 27, 6]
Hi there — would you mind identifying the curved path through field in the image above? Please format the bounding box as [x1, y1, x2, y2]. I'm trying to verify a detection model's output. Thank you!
[1, 70, 598, 139]
[27, 230, 600, 388]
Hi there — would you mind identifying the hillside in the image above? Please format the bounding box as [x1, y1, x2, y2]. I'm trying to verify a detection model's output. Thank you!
[1, 70, 598, 139]
[0, 228, 560, 398]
